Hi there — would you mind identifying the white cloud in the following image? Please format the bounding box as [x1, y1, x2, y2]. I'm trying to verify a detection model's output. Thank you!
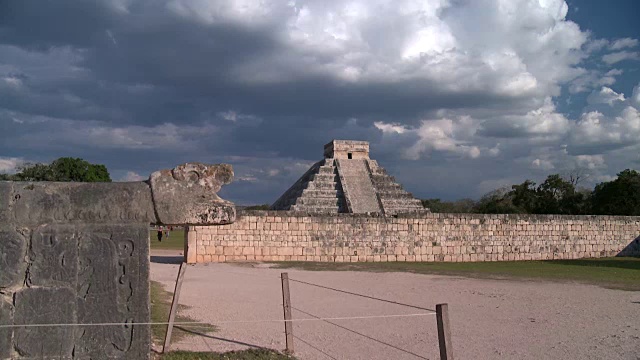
[479, 97, 570, 139]
[569, 69, 623, 94]
[609, 37, 639, 50]
[532, 158, 555, 170]
[374, 121, 407, 134]
[587, 87, 626, 106]
[0, 157, 23, 173]
[602, 50, 640, 64]
[3, 76, 22, 87]
[403, 116, 481, 160]
[120, 171, 145, 182]
[571, 106, 640, 152]
[574, 155, 605, 170]
[584, 38, 609, 53]
[171, 0, 589, 99]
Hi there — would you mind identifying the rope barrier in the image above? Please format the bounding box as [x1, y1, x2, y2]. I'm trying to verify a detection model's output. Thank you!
[293, 335, 339, 360]
[288, 277, 437, 313]
[292, 306, 428, 359]
[0, 313, 435, 329]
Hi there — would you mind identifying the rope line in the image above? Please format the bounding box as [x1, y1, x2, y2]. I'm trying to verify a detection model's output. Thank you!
[292, 306, 428, 360]
[288, 278, 436, 313]
[293, 335, 339, 360]
[0, 313, 435, 329]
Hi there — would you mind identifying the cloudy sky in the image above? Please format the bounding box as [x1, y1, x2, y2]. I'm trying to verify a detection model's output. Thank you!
[1, 0, 639, 204]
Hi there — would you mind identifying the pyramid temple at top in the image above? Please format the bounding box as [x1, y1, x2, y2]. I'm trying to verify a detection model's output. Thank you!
[271, 140, 427, 215]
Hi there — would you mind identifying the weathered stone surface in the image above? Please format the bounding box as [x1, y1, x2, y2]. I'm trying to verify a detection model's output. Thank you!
[0, 297, 12, 359]
[0, 182, 11, 223]
[0, 228, 27, 289]
[27, 226, 78, 288]
[1, 162, 236, 358]
[9, 182, 155, 225]
[74, 224, 149, 359]
[14, 287, 76, 358]
[193, 212, 640, 263]
[150, 162, 235, 225]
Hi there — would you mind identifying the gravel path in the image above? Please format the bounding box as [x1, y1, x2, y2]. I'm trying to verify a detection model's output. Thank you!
[151, 252, 640, 360]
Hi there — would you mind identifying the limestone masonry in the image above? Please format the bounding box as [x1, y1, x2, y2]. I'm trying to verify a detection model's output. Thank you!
[191, 140, 640, 264]
[189, 211, 640, 263]
[271, 140, 425, 215]
[0, 162, 236, 359]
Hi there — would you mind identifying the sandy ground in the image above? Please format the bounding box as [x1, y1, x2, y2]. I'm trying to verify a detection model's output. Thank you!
[150, 250, 640, 360]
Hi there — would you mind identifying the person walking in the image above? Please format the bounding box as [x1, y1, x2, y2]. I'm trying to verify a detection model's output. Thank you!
[157, 226, 163, 242]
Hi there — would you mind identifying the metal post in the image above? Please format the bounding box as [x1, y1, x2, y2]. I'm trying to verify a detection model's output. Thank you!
[163, 262, 187, 353]
[436, 303, 454, 360]
[281, 272, 294, 354]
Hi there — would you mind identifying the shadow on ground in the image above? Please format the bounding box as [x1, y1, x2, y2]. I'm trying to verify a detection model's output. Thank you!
[551, 258, 640, 270]
[151, 255, 184, 264]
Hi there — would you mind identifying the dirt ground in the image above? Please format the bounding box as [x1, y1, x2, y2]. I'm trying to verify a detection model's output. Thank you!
[151, 251, 640, 360]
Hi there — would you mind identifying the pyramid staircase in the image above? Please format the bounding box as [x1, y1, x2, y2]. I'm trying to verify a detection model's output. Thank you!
[270, 159, 346, 213]
[271, 161, 426, 215]
[366, 160, 425, 215]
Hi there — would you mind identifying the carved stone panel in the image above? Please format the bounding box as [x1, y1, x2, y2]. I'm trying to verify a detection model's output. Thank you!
[0, 228, 27, 289]
[0, 298, 11, 359]
[13, 287, 76, 358]
[74, 224, 149, 359]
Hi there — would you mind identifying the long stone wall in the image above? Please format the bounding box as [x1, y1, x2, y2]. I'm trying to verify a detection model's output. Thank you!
[190, 211, 640, 263]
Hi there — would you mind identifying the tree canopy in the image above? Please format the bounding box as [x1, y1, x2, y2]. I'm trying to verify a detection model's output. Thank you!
[423, 169, 640, 216]
[2, 157, 111, 182]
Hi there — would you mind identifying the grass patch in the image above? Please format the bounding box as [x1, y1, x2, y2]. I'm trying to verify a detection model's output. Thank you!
[150, 228, 186, 250]
[159, 349, 294, 360]
[272, 257, 640, 291]
[150, 280, 217, 345]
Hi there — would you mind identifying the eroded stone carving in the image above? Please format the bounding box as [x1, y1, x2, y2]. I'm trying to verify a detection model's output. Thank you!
[150, 162, 235, 225]
[14, 287, 76, 357]
[0, 228, 27, 289]
[0, 162, 235, 359]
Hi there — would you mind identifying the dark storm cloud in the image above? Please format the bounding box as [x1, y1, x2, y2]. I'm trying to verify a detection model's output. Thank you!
[1, 0, 638, 204]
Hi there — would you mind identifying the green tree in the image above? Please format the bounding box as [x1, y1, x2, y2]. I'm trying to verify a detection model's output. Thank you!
[421, 198, 476, 213]
[12, 157, 111, 182]
[591, 169, 640, 215]
[473, 187, 522, 214]
[535, 174, 585, 214]
[510, 180, 537, 213]
[244, 204, 271, 210]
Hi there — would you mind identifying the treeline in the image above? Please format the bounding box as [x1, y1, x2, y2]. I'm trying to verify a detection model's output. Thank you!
[422, 169, 640, 216]
[0, 157, 111, 182]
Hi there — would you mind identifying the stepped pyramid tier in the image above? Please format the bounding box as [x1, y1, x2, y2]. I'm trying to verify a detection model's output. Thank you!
[271, 140, 428, 215]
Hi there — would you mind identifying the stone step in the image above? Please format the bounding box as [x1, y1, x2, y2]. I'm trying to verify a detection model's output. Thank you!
[372, 183, 403, 192]
[299, 189, 343, 198]
[375, 186, 411, 194]
[310, 173, 340, 182]
[378, 192, 415, 200]
[304, 181, 341, 190]
[289, 205, 343, 213]
[317, 166, 337, 174]
[295, 197, 344, 207]
[371, 174, 398, 183]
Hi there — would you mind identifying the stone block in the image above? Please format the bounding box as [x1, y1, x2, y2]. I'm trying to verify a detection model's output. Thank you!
[14, 287, 76, 357]
[0, 228, 27, 289]
[27, 226, 78, 288]
[0, 297, 11, 359]
[11, 182, 155, 225]
[149, 163, 235, 225]
[75, 224, 149, 359]
[0, 182, 11, 223]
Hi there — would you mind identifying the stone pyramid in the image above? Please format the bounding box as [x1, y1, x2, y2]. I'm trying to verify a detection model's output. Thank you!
[271, 140, 427, 215]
